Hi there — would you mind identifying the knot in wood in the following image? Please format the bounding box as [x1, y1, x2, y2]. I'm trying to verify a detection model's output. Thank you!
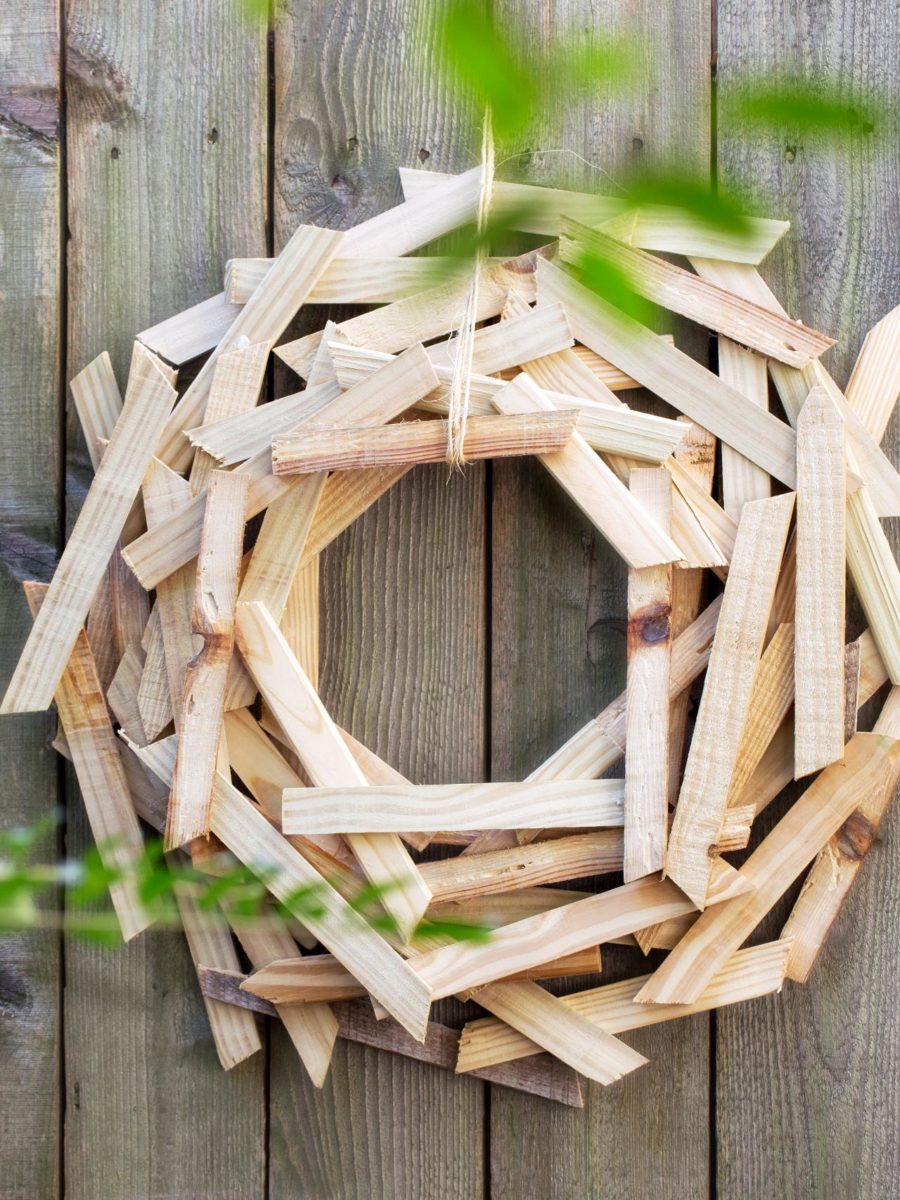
[835, 809, 876, 863]
[627, 602, 672, 652]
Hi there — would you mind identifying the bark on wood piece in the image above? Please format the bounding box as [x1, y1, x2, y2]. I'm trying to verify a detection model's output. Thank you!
[716, 339, 772, 519]
[637, 731, 900, 1006]
[276, 251, 537, 378]
[23, 583, 149, 940]
[199, 970, 583, 1107]
[399, 167, 788, 262]
[283, 780, 625, 835]
[668, 421, 717, 806]
[493, 373, 683, 569]
[226, 254, 473, 305]
[464, 979, 647, 1087]
[624, 468, 673, 880]
[140, 460, 197, 732]
[157, 225, 343, 470]
[167, 471, 248, 848]
[132, 736, 432, 1042]
[795, 387, 847, 777]
[666, 493, 795, 907]
[845, 303, 900, 441]
[168, 853, 263, 1071]
[844, 640, 862, 742]
[559, 220, 833, 366]
[272, 411, 578, 474]
[845, 483, 900, 685]
[538, 257, 797, 486]
[410, 876, 695, 999]
[106, 644, 148, 746]
[235, 601, 432, 938]
[781, 687, 900, 982]
[726, 622, 796, 805]
[124, 344, 439, 590]
[457, 940, 792, 1072]
[189, 339, 271, 493]
[3, 345, 175, 714]
[69, 351, 123, 471]
[419, 832, 623, 903]
[333, 999, 583, 1107]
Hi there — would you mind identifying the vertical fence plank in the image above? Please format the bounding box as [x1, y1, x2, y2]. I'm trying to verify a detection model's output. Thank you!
[0, 2, 62, 1194]
[716, 4, 900, 1197]
[488, 4, 712, 1197]
[268, 3, 486, 1198]
[63, 1, 268, 1195]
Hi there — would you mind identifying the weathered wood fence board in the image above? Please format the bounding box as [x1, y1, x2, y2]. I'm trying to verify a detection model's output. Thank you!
[487, 3, 714, 1197]
[716, 3, 900, 1198]
[267, 3, 487, 1197]
[63, 1, 268, 1196]
[1, 0, 898, 1195]
[0, 3, 62, 1195]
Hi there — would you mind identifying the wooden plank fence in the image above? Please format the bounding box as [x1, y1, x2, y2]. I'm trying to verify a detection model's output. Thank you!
[0, 0, 897, 1196]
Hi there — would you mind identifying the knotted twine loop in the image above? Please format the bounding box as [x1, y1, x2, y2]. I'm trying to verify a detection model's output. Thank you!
[446, 108, 495, 470]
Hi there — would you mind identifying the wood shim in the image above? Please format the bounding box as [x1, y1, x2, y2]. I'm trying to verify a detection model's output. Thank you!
[234, 601, 432, 939]
[283, 780, 625, 834]
[272, 411, 578, 474]
[409, 876, 696, 999]
[456, 940, 792, 1072]
[167, 471, 248, 848]
[795, 387, 847, 777]
[131, 735, 433, 1042]
[24, 583, 150, 940]
[624, 468, 673, 880]
[398, 167, 790, 262]
[637, 731, 900, 1006]
[156, 225, 344, 469]
[492, 373, 683, 569]
[558, 220, 834, 367]
[3, 345, 176, 714]
[665, 494, 795, 908]
[537, 257, 798, 487]
[781, 687, 900, 982]
[845, 302, 900, 441]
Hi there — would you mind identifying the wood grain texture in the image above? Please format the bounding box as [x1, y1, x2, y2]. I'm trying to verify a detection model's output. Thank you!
[489, 4, 712, 1190]
[63, 0, 268, 1193]
[268, 6, 487, 1192]
[716, 4, 900, 1195]
[0, 1, 62, 1189]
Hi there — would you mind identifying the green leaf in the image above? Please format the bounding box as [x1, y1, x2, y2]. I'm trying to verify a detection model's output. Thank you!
[570, 245, 659, 327]
[724, 76, 882, 137]
[436, 2, 537, 137]
[415, 917, 491, 944]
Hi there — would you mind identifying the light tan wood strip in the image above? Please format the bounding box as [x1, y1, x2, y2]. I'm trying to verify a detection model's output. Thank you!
[795, 387, 847, 777]
[167, 471, 248, 848]
[226, 254, 470, 304]
[844, 303, 900, 442]
[399, 167, 789, 261]
[559, 220, 833, 366]
[3, 345, 175, 713]
[726, 623, 796, 806]
[138, 292, 242, 366]
[538, 257, 797, 486]
[637, 731, 900, 1006]
[493, 374, 683, 569]
[283, 780, 625, 835]
[157, 225, 343, 470]
[24, 583, 149, 940]
[666, 494, 795, 907]
[106, 644, 148, 746]
[624, 468, 673, 880]
[457, 940, 792, 1071]
[189, 339, 271, 493]
[70, 351, 123, 470]
[272, 411, 577, 474]
[136, 606, 173, 740]
[235, 601, 431, 938]
[410, 876, 694, 999]
[717, 339, 772, 519]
